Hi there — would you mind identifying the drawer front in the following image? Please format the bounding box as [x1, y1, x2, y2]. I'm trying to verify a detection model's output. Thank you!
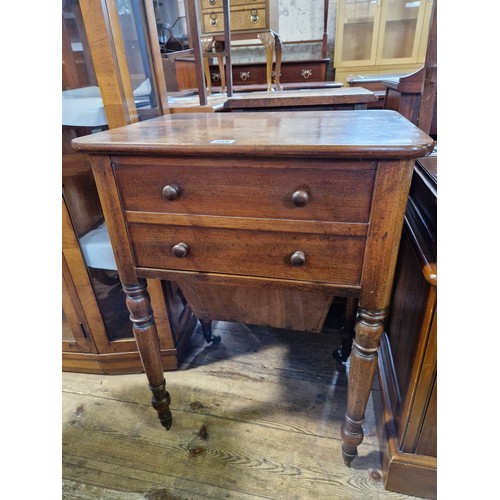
[113, 159, 375, 223]
[128, 223, 365, 285]
[280, 63, 327, 83]
[202, 5, 267, 33]
[201, 0, 261, 8]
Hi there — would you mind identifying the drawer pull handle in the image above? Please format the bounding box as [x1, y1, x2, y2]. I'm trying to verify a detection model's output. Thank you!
[240, 71, 250, 81]
[290, 251, 306, 267]
[250, 9, 259, 23]
[291, 190, 309, 207]
[162, 184, 181, 201]
[209, 0, 216, 4]
[211, 72, 221, 82]
[172, 242, 189, 258]
[301, 69, 313, 79]
[210, 12, 218, 27]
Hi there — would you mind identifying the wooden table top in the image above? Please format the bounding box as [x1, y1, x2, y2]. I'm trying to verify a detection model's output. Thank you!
[72, 110, 434, 159]
[223, 87, 378, 110]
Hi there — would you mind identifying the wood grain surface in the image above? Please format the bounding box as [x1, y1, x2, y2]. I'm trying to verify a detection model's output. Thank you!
[72, 110, 435, 158]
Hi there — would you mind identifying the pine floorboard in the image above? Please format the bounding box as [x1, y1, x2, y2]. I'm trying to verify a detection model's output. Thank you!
[62, 321, 424, 500]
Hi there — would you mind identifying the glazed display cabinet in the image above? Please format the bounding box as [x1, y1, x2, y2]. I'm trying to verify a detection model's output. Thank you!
[334, 0, 434, 85]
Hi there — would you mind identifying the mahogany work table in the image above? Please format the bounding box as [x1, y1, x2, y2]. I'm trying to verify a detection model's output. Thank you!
[72, 110, 434, 466]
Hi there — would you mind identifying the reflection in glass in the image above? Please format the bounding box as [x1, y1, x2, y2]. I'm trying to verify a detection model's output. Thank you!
[117, 0, 158, 111]
[381, 0, 420, 59]
[341, 0, 377, 62]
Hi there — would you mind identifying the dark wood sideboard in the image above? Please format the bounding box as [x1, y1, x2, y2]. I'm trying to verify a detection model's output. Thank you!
[374, 154, 437, 498]
[173, 57, 330, 91]
[72, 110, 434, 467]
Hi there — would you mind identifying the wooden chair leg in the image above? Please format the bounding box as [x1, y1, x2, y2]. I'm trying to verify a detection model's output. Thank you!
[217, 56, 226, 94]
[333, 297, 358, 363]
[200, 319, 221, 345]
[257, 31, 275, 91]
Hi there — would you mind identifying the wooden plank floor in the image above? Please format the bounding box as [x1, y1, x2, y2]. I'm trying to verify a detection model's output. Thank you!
[62, 320, 424, 500]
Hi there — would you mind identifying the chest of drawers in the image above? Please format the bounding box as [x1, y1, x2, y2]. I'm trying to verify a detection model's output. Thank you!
[199, 0, 277, 35]
[72, 110, 434, 467]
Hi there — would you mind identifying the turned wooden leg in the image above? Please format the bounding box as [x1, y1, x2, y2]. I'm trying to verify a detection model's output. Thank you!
[341, 307, 385, 465]
[333, 297, 358, 363]
[199, 319, 221, 345]
[202, 57, 212, 96]
[258, 31, 275, 91]
[217, 56, 226, 94]
[201, 37, 214, 96]
[273, 32, 282, 91]
[124, 280, 172, 430]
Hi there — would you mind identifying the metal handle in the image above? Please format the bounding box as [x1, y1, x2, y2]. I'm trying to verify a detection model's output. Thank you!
[250, 9, 259, 23]
[209, 0, 216, 4]
[240, 71, 251, 81]
[301, 69, 313, 80]
[211, 72, 221, 82]
[210, 12, 218, 27]
[172, 242, 189, 258]
[292, 190, 309, 207]
[290, 251, 306, 267]
[162, 184, 180, 201]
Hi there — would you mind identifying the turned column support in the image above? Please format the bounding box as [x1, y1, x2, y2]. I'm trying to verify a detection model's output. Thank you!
[341, 306, 386, 465]
[124, 280, 172, 430]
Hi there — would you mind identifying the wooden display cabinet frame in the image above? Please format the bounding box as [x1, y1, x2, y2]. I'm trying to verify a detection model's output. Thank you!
[62, 0, 197, 374]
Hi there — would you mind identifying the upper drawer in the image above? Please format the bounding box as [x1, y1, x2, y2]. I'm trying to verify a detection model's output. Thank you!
[201, 0, 261, 8]
[113, 157, 376, 223]
[128, 223, 365, 286]
[201, 4, 267, 33]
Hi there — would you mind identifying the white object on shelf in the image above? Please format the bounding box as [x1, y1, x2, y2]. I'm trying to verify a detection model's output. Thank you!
[62, 86, 107, 127]
[79, 222, 117, 271]
[62, 80, 151, 126]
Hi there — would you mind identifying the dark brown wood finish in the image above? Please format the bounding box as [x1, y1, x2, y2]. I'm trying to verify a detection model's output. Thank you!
[73, 110, 434, 465]
[222, 87, 378, 111]
[373, 154, 437, 498]
[173, 57, 331, 91]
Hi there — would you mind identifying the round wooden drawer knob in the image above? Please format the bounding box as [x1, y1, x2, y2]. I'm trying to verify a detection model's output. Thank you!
[292, 190, 309, 207]
[290, 251, 306, 267]
[172, 242, 189, 258]
[162, 185, 181, 201]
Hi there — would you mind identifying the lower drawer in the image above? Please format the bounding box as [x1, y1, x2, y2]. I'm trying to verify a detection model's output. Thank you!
[129, 223, 365, 285]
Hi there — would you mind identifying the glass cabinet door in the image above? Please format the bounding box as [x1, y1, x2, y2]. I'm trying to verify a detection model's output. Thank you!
[335, 0, 382, 67]
[376, 0, 429, 65]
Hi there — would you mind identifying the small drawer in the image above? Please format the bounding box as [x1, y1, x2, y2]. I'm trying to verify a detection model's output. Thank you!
[201, 0, 260, 8]
[128, 223, 366, 285]
[201, 4, 267, 33]
[113, 158, 376, 223]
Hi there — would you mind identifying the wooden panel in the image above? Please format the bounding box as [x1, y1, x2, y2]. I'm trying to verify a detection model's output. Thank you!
[178, 280, 333, 332]
[128, 223, 366, 285]
[415, 377, 437, 456]
[113, 157, 376, 223]
[386, 231, 430, 408]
